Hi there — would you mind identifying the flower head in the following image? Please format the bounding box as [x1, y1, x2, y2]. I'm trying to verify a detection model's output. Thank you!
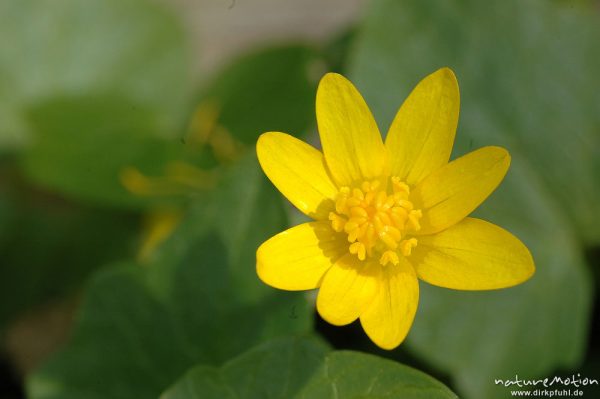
[256, 68, 535, 349]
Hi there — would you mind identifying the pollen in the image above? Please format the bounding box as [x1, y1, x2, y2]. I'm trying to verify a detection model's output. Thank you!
[328, 177, 422, 266]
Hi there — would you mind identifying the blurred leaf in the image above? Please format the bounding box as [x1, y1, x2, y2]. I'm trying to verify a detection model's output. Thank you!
[27, 234, 310, 399]
[140, 150, 294, 302]
[322, 29, 357, 74]
[0, 0, 190, 150]
[20, 94, 206, 208]
[350, 0, 600, 244]
[26, 152, 311, 399]
[211, 152, 291, 301]
[409, 162, 592, 398]
[161, 336, 458, 399]
[349, 0, 596, 397]
[0, 185, 138, 333]
[0, 189, 14, 247]
[19, 43, 321, 208]
[202, 45, 318, 144]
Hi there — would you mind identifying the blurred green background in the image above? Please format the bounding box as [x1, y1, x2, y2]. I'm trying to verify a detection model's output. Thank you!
[0, 0, 599, 398]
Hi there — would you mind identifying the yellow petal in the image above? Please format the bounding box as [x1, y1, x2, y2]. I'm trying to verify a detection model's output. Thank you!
[317, 254, 381, 326]
[411, 146, 510, 235]
[360, 257, 419, 350]
[385, 68, 460, 185]
[257, 132, 338, 220]
[316, 73, 386, 186]
[412, 217, 535, 290]
[257, 222, 347, 291]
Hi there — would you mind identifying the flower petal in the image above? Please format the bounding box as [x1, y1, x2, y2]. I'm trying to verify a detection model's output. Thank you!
[360, 257, 419, 350]
[316, 73, 386, 186]
[412, 217, 535, 290]
[257, 222, 347, 291]
[385, 68, 460, 185]
[257, 132, 338, 220]
[411, 146, 510, 235]
[317, 254, 381, 326]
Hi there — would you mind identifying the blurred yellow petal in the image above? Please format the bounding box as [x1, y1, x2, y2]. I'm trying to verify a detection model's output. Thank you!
[360, 257, 419, 350]
[317, 254, 381, 326]
[257, 132, 338, 219]
[385, 68, 459, 185]
[412, 217, 535, 290]
[138, 210, 182, 263]
[411, 146, 510, 235]
[316, 73, 386, 186]
[257, 222, 346, 291]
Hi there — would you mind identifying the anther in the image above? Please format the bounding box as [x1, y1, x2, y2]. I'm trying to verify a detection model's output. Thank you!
[379, 232, 398, 249]
[380, 250, 400, 266]
[400, 238, 418, 256]
[352, 188, 364, 200]
[407, 210, 423, 231]
[328, 177, 422, 264]
[329, 212, 346, 232]
[349, 242, 366, 260]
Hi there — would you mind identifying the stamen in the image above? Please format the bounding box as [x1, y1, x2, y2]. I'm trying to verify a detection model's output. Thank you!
[349, 242, 366, 260]
[400, 238, 418, 256]
[329, 177, 422, 265]
[407, 209, 423, 231]
[329, 213, 346, 232]
[351, 207, 368, 218]
[380, 250, 400, 266]
[392, 177, 410, 197]
[379, 232, 398, 249]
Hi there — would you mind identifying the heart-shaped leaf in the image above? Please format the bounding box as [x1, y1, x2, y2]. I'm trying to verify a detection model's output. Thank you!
[161, 336, 458, 399]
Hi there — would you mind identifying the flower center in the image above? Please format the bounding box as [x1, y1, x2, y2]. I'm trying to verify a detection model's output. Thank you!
[328, 177, 422, 266]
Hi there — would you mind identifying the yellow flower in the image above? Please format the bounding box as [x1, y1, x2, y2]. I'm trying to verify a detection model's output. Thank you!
[255, 68, 535, 350]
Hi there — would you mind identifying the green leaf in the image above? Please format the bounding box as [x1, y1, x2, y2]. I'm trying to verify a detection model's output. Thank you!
[147, 150, 295, 303]
[349, 0, 595, 397]
[0, 0, 190, 150]
[0, 186, 138, 333]
[201, 45, 319, 144]
[20, 94, 202, 208]
[19, 43, 320, 208]
[211, 152, 291, 302]
[27, 234, 310, 399]
[26, 150, 311, 399]
[409, 162, 592, 398]
[321, 28, 357, 74]
[349, 0, 600, 244]
[161, 336, 458, 399]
